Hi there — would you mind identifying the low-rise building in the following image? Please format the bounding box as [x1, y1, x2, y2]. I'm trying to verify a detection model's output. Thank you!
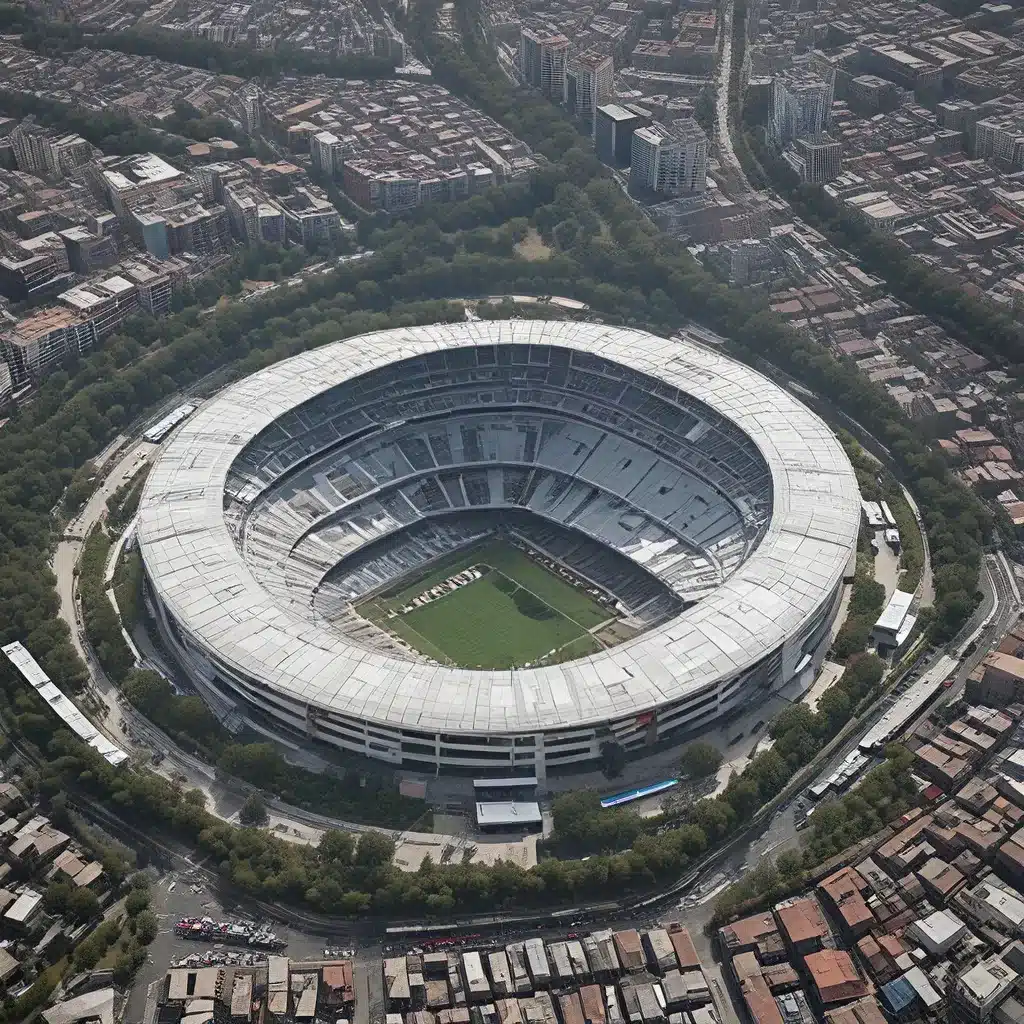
[971, 653, 1024, 705]
[906, 908, 968, 955]
[917, 856, 967, 904]
[818, 867, 875, 939]
[719, 913, 788, 963]
[805, 949, 872, 1008]
[776, 896, 833, 958]
[2, 888, 43, 933]
[950, 941, 1024, 1021]
[960, 877, 1024, 935]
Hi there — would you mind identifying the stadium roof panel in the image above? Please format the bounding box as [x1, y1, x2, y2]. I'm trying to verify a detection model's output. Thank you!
[137, 322, 860, 735]
[2, 641, 129, 766]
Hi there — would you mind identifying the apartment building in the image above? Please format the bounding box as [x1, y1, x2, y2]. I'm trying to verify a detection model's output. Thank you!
[566, 51, 615, 137]
[770, 72, 835, 145]
[630, 118, 708, 196]
[311, 131, 347, 178]
[0, 251, 67, 301]
[130, 196, 231, 260]
[858, 42, 943, 94]
[120, 257, 188, 317]
[785, 135, 844, 184]
[58, 276, 138, 338]
[224, 185, 287, 245]
[99, 153, 183, 218]
[595, 104, 652, 168]
[10, 120, 92, 179]
[519, 26, 570, 100]
[342, 159, 474, 212]
[281, 186, 343, 246]
[0, 307, 97, 384]
[975, 112, 1024, 167]
[58, 225, 119, 275]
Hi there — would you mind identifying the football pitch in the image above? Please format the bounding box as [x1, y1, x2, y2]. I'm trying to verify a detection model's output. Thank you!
[356, 540, 612, 669]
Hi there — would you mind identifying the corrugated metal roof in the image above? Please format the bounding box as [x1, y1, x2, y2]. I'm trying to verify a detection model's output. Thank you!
[137, 321, 859, 736]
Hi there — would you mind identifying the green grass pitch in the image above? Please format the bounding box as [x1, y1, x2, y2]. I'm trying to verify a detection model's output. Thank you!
[356, 540, 612, 669]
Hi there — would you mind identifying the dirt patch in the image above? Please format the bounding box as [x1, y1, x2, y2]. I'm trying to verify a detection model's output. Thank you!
[514, 228, 551, 261]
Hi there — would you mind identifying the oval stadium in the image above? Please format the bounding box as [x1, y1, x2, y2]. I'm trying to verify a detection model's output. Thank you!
[136, 321, 861, 778]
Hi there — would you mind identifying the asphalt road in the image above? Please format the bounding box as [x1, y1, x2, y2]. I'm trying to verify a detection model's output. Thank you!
[52, 440, 156, 751]
[714, 0, 741, 181]
[53, 440, 153, 668]
[796, 550, 1018, 801]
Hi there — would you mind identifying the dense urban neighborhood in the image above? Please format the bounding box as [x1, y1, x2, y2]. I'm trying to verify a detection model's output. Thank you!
[0, 0, 1022, 1022]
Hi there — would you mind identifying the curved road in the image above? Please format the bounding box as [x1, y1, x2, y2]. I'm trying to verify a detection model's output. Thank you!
[53, 438, 156, 756]
[50, 436, 501, 862]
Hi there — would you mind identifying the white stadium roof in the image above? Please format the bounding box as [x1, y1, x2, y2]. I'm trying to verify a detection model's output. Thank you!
[2, 642, 128, 765]
[137, 321, 860, 736]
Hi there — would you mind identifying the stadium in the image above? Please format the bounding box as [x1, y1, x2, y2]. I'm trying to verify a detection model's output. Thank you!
[136, 321, 861, 777]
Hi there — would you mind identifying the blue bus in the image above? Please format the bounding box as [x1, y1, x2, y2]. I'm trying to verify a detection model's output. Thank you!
[600, 779, 679, 808]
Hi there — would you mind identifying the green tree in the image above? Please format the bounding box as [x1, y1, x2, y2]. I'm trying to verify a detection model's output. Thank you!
[134, 910, 158, 945]
[679, 741, 723, 778]
[239, 793, 268, 827]
[66, 887, 99, 923]
[319, 829, 355, 864]
[124, 888, 150, 916]
[43, 881, 71, 916]
[355, 831, 396, 867]
[218, 743, 284, 790]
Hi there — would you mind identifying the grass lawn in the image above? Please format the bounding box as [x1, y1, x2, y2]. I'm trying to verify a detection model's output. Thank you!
[358, 540, 609, 668]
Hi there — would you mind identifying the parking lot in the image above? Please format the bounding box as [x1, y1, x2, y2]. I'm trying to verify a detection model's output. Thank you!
[126, 867, 349, 1020]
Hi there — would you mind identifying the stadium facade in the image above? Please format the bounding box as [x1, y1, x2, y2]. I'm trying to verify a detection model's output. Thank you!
[137, 321, 860, 777]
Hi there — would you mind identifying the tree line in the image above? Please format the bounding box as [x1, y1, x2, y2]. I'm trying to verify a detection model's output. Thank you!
[0, 87, 190, 158]
[2, 624, 892, 917]
[13, 12, 398, 81]
[121, 668, 426, 828]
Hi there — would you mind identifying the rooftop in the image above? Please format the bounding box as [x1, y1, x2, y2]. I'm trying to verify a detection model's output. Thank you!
[777, 896, 832, 945]
[2, 307, 85, 341]
[137, 322, 860, 736]
[475, 802, 543, 827]
[805, 949, 871, 1004]
[42, 988, 114, 1024]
